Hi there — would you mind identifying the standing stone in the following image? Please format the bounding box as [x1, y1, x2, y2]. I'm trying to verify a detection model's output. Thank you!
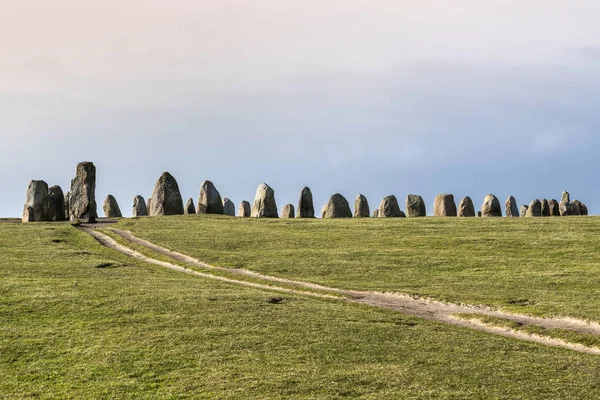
[103, 195, 123, 218]
[458, 197, 475, 217]
[372, 209, 379, 218]
[133, 195, 148, 217]
[541, 199, 551, 217]
[323, 194, 352, 218]
[223, 198, 235, 216]
[321, 205, 328, 219]
[197, 180, 223, 215]
[477, 211, 482, 217]
[520, 205, 529, 218]
[561, 191, 570, 204]
[378, 195, 404, 218]
[238, 201, 251, 217]
[69, 162, 97, 223]
[573, 200, 588, 216]
[281, 204, 295, 218]
[22, 180, 49, 223]
[64, 192, 70, 220]
[297, 187, 315, 218]
[354, 194, 370, 217]
[505, 196, 519, 217]
[47, 185, 66, 222]
[548, 199, 560, 216]
[526, 199, 542, 217]
[433, 194, 457, 217]
[146, 198, 153, 214]
[149, 172, 184, 216]
[185, 198, 196, 215]
[406, 194, 426, 217]
[481, 194, 502, 217]
[560, 201, 581, 216]
[251, 183, 278, 218]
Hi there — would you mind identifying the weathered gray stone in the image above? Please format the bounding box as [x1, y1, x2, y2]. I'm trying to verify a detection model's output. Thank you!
[321, 205, 328, 219]
[505, 196, 519, 217]
[22, 180, 49, 223]
[526, 199, 542, 217]
[541, 199, 550, 217]
[433, 194, 457, 217]
[146, 198, 153, 214]
[46, 185, 66, 222]
[103, 195, 123, 218]
[378, 195, 404, 218]
[297, 187, 315, 218]
[149, 172, 184, 216]
[406, 194, 426, 217]
[481, 194, 502, 217]
[223, 198, 235, 216]
[559, 202, 580, 216]
[561, 191, 570, 204]
[133, 195, 148, 217]
[520, 205, 529, 217]
[185, 198, 196, 215]
[64, 191, 70, 220]
[281, 204, 295, 218]
[372, 209, 379, 218]
[477, 211, 482, 217]
[197, 180, 223, 215]
[238, 201, 251, 217]
[324, 194, 352, 218]
[354, 194, 370, 217]
[548, 199, 560, 216]
[573, 200, 588, 216]
[458, 196, 475, 217]
[69, 162, 97, 223]
[251, 183, 278, 218]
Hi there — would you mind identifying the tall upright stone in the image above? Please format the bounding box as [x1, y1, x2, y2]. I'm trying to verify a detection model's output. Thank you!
[433, 194, 457, 217]
[223, 198, 235, 216]
[47, 185, 66, 222]
[146, 198, 153, 214]
[548, 199, 560, 216]
[149, 172, 184, 216]
[458, 196, 475, 217]
[238, 201, 251, 217]
[297, 187, 315, 218]
[323, 194, 352, 218]
[520, 205, 529, 218]
[354, 194, 370, 217]
[526, 199, 542, 217]
[69, 162, 97, 223]
[372, 209, 379, 218]
[378, 195, 404, 218]
[251, 183, 278, 218]
[22, 180, 49, 223]
[197, 180, 223, 215]
[103, 195, 123, 218]
[541, 199, 551, 217]
[281, 204, 295, 219]
[481, 194, 502, 217]
[505, 196, 519, 217]
[406, 194, 426, 217]
[561, 191, 570, 204]
[64, 192, 70, 220]
[185, 198, 196, 215]
[133, 195, 148, 217]
[321, 205, 328, 219]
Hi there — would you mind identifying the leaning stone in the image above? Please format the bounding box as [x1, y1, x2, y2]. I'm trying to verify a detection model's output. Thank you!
[223, 198, 235, 216]
[22, 180, 49, 223]
[378, 195, 404, 218]
[149, 172, 184, 216]
[561, 191, 570, 204]
[47, 185, 66, 222]
[505, 196, 519, 217]
[526, 199, 542, 217]
[406, 194, 426, 217]
[69, 162, 97, 223]
[64, 191, 70, 220]
[133, 195, 148, 217]
[481, 194, 502, 217]
[372, 209, 379, 218]
[197, 180, 223, 215]
[251, 183, 278, 218]
[185, 198, 196, 215]
[324, 194, 352, 218]
[458, 196, 475, 217]
[297, 187, 315, 218]
[520, 205, 529, 217]
[103, 195, 123, 218]
[238, 201, 251, 217]
[281, 204, 295, 218]
[354, 194, 370, 217]
[433, 194, 457, 217]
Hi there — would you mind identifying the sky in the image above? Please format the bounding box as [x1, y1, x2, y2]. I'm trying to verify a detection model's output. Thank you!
[2, 1, 600, 217]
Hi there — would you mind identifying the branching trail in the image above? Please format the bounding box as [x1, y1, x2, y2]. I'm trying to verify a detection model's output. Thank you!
[80, 224, 600, 355]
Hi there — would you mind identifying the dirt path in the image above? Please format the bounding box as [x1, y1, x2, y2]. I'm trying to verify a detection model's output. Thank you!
[82, 225, 600, 355]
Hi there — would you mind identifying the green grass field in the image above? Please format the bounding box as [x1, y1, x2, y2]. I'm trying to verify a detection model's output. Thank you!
[3, 219, 600, 398]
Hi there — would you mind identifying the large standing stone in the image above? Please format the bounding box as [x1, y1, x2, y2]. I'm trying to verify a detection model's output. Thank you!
[520, 205, 529, 218]
[297, 187, 315, 218]
[133, 195, 148, 217]
[281, 204, 295, 218]
[64, 192, 70, 220]
[185, 198, 196, 215]
[433, 194, 457, 217]
[458, 196, 475, 217]
[223, 198, 235, 216]
[197, 180, 223, 215]
[378, 195, 404, 218]
[561, 191, 570, 204]
[103, 195, 123, 218]
[573, 200, 588, 216]
[526, 199, 542, 217]
[481, 194, 502, 217]
[251, 183, 278, 218]
[548, 199, 560, 216]
[149, 172, 184, 216]
[406, 194, 426, 217]
[541, 199, 551, 217]
[69, 162, 97, 223]
[372, 209, 379, 218]
[323, 194, 352, 218]
[505, 196, 519, 217]
[238, 201, 251, 217]
[22, 180, 49, 223]
[146, 198, 153, 214]
[354, 194, 370, 217]
[559, 202, 581, 216]
[46, 185, 66, 222]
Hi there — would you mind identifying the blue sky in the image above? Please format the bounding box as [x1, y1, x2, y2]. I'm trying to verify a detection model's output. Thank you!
[1, 1, 599, 217]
